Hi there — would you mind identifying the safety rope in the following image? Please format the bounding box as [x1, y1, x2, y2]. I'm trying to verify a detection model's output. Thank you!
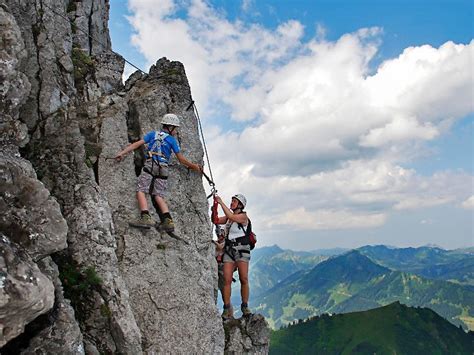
[44, 2, 221, 234]
[41, 2, 146, 74]
[44, 2, 219, 194]
[186, 100, 217, 197]
[185, 101, 220, 241]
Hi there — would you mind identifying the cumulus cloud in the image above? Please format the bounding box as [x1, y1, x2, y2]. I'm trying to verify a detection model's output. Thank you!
[267, 207, 387, 230]
[126, 0, 473, 234]
[461, 196, 474, 209]
[128, 0, 304, 119]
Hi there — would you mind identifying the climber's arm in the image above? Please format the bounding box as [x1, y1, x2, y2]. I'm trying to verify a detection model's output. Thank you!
[175, 152, 202, 172]
[115, 139, 145, 161]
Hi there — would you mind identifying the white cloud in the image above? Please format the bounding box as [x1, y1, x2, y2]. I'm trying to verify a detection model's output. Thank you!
[365, 42, 474, 123]
[267, 207, 387, 230]
[128, 0, 305, 120]
[461, 195, 474, 209]
[394, 196, 453, 210]
[126, 0, 473, 235]
[359, 115, 439, 148]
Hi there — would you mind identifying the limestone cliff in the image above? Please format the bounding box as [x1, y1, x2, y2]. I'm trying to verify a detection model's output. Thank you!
[0, 1, 269, 353]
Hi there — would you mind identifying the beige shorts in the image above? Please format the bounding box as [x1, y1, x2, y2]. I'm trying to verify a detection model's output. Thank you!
[222, 245, 251, 263]
[136, 161, 168, 197]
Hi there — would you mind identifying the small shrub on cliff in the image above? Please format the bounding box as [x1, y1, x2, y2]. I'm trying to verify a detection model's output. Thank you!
[67, 1, 77, 13]
[72, 47, 94, 81]
[57, 257, 102, 322]
[60, 263, 102, 295]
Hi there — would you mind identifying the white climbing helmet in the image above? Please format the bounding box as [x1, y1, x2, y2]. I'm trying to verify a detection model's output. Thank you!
[160, 113, 180, 127]
[232, 194, 247, 209]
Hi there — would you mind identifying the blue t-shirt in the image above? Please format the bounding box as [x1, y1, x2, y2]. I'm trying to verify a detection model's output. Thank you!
[143, 131, 180, 163]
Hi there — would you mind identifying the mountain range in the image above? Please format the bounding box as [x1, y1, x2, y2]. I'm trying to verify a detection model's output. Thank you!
[253, 249, 474, 330]
[358, 245, 474, 287]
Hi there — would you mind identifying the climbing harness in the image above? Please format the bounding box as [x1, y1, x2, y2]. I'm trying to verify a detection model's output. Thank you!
[143, 131, 170, 188]
[222, 212, 253, 261]
[237, 219, 257, 250]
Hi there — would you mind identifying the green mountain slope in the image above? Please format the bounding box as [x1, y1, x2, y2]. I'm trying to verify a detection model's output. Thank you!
[270, 302, 474, 355]
[333, 271, 474, 329]
[254, 251, 389, 328]
[226, 245, 338, 307]
[358, 245, 474, 286]
[227, 245, 342, 312]
[225, 245, 330, 308]
[249, 246, 330, 298]
[254, 250, 474, 330]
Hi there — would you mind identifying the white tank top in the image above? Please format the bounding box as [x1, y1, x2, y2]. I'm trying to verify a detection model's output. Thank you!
[225, 219, 248, 241]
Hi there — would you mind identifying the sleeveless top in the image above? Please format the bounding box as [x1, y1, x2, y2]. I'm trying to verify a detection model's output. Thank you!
[225, 217, 248, 241]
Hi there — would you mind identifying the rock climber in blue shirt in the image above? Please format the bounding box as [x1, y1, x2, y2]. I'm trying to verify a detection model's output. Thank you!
[114, 113, 202, 231]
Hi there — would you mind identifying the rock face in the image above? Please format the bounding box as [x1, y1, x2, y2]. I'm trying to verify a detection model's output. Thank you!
[98, 58, 223, 353]
[0, 3, 68, 347]
[0, 0, 268, 353]
[224, 315, 271, 354]
[0, 234, 55, 347]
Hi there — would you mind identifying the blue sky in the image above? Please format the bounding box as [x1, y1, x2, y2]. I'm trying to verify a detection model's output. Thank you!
[109, 0, 473, 250]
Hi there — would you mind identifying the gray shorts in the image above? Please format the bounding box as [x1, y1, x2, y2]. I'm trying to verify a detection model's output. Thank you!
[136, 161, 168, 197]
[223, 245, 251, 263]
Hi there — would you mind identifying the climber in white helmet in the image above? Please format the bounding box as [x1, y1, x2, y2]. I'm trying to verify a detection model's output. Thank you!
[214, 193, 252, 319]
[115, 113, 202, 232]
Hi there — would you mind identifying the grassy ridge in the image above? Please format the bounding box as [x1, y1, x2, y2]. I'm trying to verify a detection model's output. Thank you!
[270, 302, 474, 355]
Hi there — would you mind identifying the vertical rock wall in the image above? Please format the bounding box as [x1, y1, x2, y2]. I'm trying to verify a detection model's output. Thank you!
[1, 0, 269, 353]
[1, 0, 228, 353]
[0, 3, 75, 349]
[1, 1, 142, 353]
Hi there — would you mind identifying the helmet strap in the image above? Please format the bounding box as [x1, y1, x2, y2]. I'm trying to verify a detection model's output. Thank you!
[163, 125, 176, 134]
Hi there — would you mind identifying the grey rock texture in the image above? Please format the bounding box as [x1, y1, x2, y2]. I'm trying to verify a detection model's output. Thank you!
[0, 151, 68, 260]
[0, 234, 55, 347]
[0, 3, 30, 147]
[1, 0, 268, 353]
[1, 1, 141, 352]
[20, 257, 84, 355]
[224, 315, 271, 354]
[0, 2, 80, 350]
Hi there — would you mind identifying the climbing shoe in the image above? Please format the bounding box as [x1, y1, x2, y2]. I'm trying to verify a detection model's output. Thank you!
[241, 303, 252, 317]
[129, 213, 155, 229]
[221, 305, 234, 320]
[160, 217, 175, 232]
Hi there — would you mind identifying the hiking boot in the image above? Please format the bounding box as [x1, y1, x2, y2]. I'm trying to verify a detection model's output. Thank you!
[160, 217, 175, 232]
[129, 213, 155, 228]
[241, 303, 252, 317]
[221, 306, 234, 320]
